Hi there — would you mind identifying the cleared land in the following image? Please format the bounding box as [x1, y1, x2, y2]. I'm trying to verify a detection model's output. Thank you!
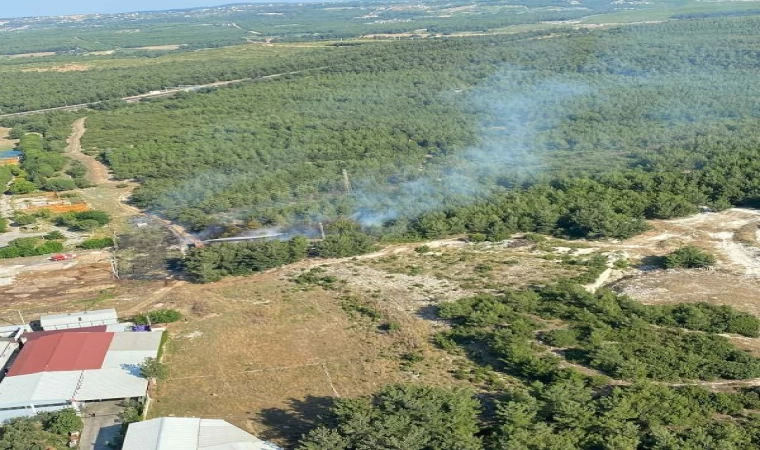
[0, 127, 16, 150]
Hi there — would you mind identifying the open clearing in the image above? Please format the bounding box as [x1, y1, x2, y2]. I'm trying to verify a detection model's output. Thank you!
[0, 127, 17, 150]
[21, 63, 91, 73]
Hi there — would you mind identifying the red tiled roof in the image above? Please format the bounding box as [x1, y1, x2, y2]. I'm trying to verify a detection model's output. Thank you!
[8, 332, 114, 376]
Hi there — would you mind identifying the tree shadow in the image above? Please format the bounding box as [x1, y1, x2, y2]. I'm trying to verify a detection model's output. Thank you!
[94, 424, 122, 450]
[638, 255, 665, 270]
[416, 304, 440, 321]
[256, 396, 336, 447]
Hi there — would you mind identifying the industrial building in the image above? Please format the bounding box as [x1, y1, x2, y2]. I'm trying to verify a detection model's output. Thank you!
[0, 325, 162, 422]
[122, 417, 282, 450]
[39, 308, 118, 330]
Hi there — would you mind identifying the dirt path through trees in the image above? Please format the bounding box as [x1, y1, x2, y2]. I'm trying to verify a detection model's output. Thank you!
[66, 117, 110, 185]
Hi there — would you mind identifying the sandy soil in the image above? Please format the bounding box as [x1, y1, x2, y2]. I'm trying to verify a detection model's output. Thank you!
[6, 52, 56, 59]
[132, 45, 182, 51]
[67, 118, 110, 185]
[22, 64, 91, 73]
[0, 127, 17, 151]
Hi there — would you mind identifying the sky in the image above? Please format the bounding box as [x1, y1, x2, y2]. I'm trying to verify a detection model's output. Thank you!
[4, 1, 233, 18]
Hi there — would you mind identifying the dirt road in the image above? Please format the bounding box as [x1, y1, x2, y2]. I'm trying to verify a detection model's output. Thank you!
[0, 67, 329, 119]
[66, 118, 110, 185]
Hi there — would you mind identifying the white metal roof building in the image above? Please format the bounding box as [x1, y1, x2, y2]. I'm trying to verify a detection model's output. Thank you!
[123, 418, 282, 450]
[0, 330, 162, 422]
[40, 309, 118, 330]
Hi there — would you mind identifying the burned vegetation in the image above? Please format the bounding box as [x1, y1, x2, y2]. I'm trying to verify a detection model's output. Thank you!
[115, 220, 181, 280]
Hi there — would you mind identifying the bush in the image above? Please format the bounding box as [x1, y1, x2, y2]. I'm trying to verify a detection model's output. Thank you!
[78, 237, 114, 249]
[42, 408, 82, 435]
[297, 385, 482, 450]
[664, 246, 717, 269]
[42, 177, 77, 192]
[315, 230, 376, 258]
[0, 237, 63, 258]
[0, 218, 7, 233]
[13, 214, 36, 226]
[8, 179, 36, 195]
[139, 357, 168, 380]
[134, 308, 182, 325]
[56, 210, 111, 231]
[43, 230, 65, 240]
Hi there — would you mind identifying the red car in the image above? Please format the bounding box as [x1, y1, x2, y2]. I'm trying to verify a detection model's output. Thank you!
[50, 254, 77, 261]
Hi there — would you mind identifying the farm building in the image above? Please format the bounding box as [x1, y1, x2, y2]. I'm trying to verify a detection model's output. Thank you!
[40, 308, 118, 330]
[0, 327, 162, 422]
[0, 325, 28, 377]
[122, 417, 282, 450]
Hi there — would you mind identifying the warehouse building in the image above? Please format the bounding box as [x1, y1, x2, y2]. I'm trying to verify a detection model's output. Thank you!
[122, 417, 282, 450]
[39, 309, 118, 331]
[0, 328, 162, 422]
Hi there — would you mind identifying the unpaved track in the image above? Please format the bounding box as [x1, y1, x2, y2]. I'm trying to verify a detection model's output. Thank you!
[66, 117, 110, 185]
[0, 67, 329, 119]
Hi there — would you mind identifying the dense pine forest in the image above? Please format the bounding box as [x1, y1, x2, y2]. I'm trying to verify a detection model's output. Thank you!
[45, 17, 760, 237]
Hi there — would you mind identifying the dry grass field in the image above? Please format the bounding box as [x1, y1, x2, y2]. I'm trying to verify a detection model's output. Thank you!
[0, 127, 17, 150]
[147, 273, 466, 445]
[142, 237, 599, 445]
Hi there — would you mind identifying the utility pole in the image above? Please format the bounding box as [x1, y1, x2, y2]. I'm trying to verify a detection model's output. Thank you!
[111, 230, 120, 280]
[342, 169, 353, 195]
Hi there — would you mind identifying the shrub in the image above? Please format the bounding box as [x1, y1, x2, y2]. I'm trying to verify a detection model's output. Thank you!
[315, 230, 376, 258]
[8, 179, 36, 195]
[13, 214, 36, 226]
[663, 246, 717, 269]
[43, 231, 65, 240]
[524, 233, 547, 243]
[133, 308, 182, 325]
[78, 237, 114, 249]
[42, 408, 82, 436]
[56, 210, 111, 231]
[0, 237, 62, 258]
[139, 357, 168, 380]
[42, 177, 77, 192]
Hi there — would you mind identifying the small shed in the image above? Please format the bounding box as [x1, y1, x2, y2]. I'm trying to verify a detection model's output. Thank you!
[40, 309, 118, 331]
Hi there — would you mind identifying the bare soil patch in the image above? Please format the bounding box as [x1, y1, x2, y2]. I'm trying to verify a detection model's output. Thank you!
[133, 45, 182, 51]
[67, 118, 110, 185]
[0, 127, 17, 150]
[21, 63, 91, 73]
[6, 52, 56, 59]
[613, 270, 760, 316]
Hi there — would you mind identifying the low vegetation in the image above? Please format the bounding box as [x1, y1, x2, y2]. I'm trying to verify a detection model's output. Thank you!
[56, 210, 110, 231]
[663, 245, 717, 269]
[78, 237, 114, 249]
[184, 224, 377, 283]
[133, 309, 182, 325]
[298, 384, 482, 450]
[0, 409, 82, 450]
[139, 357, 169, 381]
[0, 237, 63, 258]
[296, 282, 760, 449]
